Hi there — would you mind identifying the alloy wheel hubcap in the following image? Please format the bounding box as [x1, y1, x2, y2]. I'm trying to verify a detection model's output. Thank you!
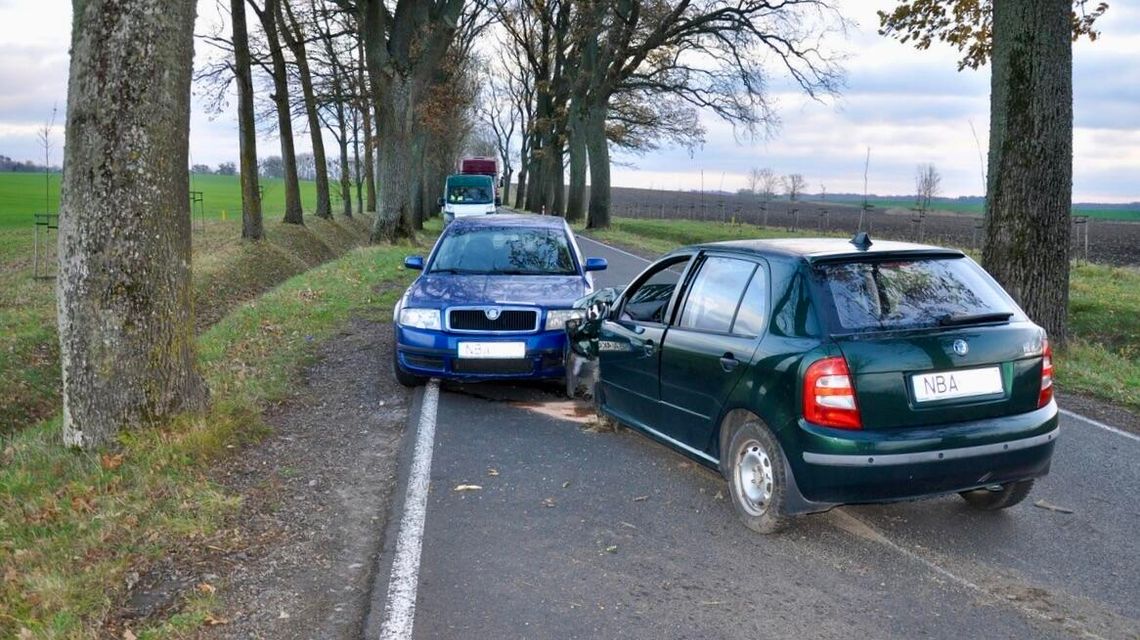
[735, 440, 773, 516]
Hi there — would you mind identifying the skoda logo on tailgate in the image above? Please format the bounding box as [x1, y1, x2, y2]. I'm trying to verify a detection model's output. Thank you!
[484, 307, 501, 321]
[952, 339, 969, 356]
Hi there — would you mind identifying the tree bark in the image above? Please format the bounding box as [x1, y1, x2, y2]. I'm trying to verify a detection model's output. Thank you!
[584, 104, 611, 229]
[513, 151, 528, 209]
[232, 0, 263, 240]
[566, 111, 587, 223]
[279, 0, 332, 219]
[58, 0, 208, 448]
[372, 75, 417, 241]
[255, 0, 304, 224]
[982, 0, 1072, 344]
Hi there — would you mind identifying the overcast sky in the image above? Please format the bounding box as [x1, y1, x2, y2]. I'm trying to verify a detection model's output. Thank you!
[1, 1, 1137, 202]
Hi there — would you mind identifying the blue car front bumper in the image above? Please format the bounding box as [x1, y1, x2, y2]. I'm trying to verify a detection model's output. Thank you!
[394, 325, 568, 382]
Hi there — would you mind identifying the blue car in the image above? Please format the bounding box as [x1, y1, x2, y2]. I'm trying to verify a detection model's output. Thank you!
[392, 215, 608, 385]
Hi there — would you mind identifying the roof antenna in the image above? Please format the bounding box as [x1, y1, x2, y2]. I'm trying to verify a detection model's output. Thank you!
[850, 231, 873, 250]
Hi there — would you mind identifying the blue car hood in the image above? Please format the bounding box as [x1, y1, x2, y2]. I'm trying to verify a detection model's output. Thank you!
[405, 274, 589, 309]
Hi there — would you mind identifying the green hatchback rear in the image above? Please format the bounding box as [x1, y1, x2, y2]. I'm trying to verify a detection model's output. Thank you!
[578, 234, 1058, 533]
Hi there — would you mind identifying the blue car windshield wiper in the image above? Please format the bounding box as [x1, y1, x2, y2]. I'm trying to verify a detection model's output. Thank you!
[429, 268, 489, 275]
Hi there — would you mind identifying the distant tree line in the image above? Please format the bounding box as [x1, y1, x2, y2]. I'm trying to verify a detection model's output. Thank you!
[0, 155, 61, 173]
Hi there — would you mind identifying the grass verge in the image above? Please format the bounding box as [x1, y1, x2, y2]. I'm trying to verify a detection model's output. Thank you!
[1, 215, 377, 435]
[0, 219, 438, 639]
[583, 217, 1140, 411]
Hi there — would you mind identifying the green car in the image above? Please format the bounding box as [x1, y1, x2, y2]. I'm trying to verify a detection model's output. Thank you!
[568, 233, 1058, 533]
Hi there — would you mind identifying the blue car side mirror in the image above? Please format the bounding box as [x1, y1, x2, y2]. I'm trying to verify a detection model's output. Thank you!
[584, 257, 608, 272]
[404, 255, 425, 270]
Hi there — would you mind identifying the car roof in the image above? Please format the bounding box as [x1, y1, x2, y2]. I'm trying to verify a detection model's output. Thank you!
[686, 237, 964, 262]
[447, 214, 568, 230]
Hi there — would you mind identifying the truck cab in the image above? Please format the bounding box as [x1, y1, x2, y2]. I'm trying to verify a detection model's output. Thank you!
[439, 174, 497, 224]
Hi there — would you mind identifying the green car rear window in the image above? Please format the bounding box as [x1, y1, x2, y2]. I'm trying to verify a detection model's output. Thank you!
[816, 257, 1015, 332]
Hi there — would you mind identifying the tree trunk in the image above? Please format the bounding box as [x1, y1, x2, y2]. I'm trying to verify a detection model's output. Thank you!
[358, 37, 377, 213]
[982, 0, 1072, 344]
[58, 0, 208, 448]
[565, 111, 587, 223]
[279, 1, 331, 219]
[258, 0, 304, 224]
[550, 133, 565, 217]
[410, 130, 427, 230]
[514, 157, 528, 210]
[336, 102, 352, 216]
[585, 104, 611, 229]
[371, 76, 416, 241]
[232, 0, 263, 240]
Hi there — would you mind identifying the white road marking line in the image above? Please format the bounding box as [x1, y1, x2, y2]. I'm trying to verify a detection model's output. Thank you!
[1059, 408, 1140, 444]
[379, 379, 440, 640]
[580, 235, 1138, 443]
[831, 510, 1110, 640]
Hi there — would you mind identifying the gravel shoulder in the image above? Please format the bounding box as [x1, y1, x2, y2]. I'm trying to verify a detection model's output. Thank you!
[200, 318, 409, 639]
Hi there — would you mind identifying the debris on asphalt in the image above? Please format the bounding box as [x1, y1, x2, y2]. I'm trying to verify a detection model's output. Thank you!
[1033, 499, 1074, 514]
[605, 545, 618, 553]
[454, 484, 483, 492]
[487, 468, 500, 477]
[542, 497, 556, 508]
[714, 491, 724, 501]
[562, 481, 571, 488]
[633, 495, 648, 502]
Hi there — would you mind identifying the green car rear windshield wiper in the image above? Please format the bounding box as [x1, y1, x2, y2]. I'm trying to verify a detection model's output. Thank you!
[938, 311, 1013, 326]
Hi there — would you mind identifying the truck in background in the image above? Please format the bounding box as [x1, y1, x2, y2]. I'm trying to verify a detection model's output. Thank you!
[458, 156, 500, 205]
[438, 174, 497, 225]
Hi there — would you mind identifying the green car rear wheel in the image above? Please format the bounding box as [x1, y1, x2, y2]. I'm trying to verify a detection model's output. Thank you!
[726, 420, 789, 534]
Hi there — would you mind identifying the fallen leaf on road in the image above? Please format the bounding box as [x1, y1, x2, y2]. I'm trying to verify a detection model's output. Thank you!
[562, 481, 571, 489]
[123, 630, 137, 640]
[487, 468, 500, 477]
[633, 495, 648, 502]
[204, 615, 229, 626]
[542, 497, 556, 508]
[196, 582, 217, 594]
[1033, 499, 1074, 514]
[605, 545, 618, 553]
[454, 484, 483, 492]
[278, 610, 290, 619]
[620, 521, 637, 529]
[714, 491, 724, 501]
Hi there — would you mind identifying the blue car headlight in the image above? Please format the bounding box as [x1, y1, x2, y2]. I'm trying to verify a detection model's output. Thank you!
[544, 309, 585, 331]
[398, 308, 442, 330]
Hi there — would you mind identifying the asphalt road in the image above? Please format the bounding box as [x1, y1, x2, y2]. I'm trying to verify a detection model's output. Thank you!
[368, 235, 1140, 639]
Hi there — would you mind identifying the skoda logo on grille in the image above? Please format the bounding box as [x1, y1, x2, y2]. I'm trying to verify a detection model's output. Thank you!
[953, 339, 969, 356]
[484, 307, 501, 321]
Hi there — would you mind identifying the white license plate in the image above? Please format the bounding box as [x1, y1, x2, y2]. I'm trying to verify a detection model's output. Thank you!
[457, 342, 526, 359]
[912, 366, 1003, 403]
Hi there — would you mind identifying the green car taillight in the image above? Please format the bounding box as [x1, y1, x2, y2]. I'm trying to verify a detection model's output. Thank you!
[803, 357, 863, 430]
[1038, 339, 1054, 408]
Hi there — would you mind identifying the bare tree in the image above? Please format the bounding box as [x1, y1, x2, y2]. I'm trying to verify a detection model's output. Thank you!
[479, 62, 519, 204]
[279, 0, 333, 218]
[58, 0, 208, 448]
[915, 163, 941, 215]
[36, 105, 57, 215]
[783, 173, 806, 201]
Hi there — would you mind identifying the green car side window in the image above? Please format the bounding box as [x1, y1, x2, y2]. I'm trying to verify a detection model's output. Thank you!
[678, 256, 756, 333]
[732, 266, 768, 337]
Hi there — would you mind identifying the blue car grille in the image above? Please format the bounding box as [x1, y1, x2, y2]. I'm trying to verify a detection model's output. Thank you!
[448, 308, 538, 332]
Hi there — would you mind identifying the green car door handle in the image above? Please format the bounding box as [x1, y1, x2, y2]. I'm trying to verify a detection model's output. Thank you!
[719, 353, 739, 372]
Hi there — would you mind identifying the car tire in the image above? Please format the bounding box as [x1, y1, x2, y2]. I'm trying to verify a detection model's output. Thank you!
[725, 420, 790, 534]
[958, 479, 1035, 510]
[392, 348, 426, 388]
[564, 343, 577, 399]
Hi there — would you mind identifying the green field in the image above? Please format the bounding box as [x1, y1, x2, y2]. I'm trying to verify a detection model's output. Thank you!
[0, 173, 324, 229]
[828, 196, 1140, 221]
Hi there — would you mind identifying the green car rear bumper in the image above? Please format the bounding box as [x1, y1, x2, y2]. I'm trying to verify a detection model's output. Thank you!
[784, 401, 1059, 508]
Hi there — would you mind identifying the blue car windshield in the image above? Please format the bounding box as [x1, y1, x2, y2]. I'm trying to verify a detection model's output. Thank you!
[429, 227, 578, 276]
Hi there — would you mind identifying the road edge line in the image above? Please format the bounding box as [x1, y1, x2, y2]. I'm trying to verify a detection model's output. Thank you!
[1059, 408, 1140, 444]
[377, 378, 440, 640]
[580, 234, 1139, 443]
